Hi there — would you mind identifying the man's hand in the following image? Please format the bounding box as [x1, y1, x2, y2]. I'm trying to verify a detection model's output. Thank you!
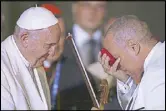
[98, 52, 129, 83]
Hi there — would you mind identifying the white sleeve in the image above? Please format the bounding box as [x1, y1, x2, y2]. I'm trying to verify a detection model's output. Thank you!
[116, 77, 137, 109]
[1, 70, 15, 110]
[145, 69, 165, 110]
[146, 83, 165, 110]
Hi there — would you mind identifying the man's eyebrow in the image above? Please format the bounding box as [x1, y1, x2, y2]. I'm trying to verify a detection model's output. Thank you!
[45, 42, 57, 45]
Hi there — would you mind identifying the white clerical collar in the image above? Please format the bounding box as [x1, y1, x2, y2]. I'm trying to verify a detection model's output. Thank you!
[144, 41, 162, 70]
[11, 35, 30, 67]
[73, 24, 102, 47]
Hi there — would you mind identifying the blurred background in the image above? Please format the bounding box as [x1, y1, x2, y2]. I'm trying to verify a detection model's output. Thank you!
[1, 1, 165, 42]
[1, 1, 165, 110]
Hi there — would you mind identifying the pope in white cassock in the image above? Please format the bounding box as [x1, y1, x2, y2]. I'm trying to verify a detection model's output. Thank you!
[1, 6, 61, 110]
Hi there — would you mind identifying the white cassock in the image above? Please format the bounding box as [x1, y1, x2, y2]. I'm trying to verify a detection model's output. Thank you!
[117, 41, 165, 110]
[1, 6, 58, 110]
[1, 35, 51, 110]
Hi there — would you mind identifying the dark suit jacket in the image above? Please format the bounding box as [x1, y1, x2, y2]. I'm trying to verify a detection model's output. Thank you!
[53, 29, 99, 110]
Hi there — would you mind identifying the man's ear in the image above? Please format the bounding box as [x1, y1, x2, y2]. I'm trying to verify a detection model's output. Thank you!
[126, 39, 140, 56]
[20, 32, 29, 48]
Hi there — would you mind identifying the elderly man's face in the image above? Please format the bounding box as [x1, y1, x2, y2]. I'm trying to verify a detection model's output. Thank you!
[28, 24, 61, 67]
[73, 1, 106, 31]
[47, 18, 65, 62]
[103, 33, 140, 76]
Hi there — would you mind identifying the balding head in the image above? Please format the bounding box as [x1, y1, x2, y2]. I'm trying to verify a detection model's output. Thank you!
[106, 15, 153, 47]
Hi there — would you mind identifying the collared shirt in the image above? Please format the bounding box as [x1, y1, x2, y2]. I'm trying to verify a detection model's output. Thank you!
[73, 24, 102, 48]
[73, 24, 102, 67]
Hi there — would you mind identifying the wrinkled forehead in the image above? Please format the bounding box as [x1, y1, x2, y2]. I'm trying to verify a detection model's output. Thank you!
[48, 24, 61, 37]
[104, 32, 121, 48]
[103, 33, 123, 58]
[40, 24, 61, 42]
[104, 32, 127, 51]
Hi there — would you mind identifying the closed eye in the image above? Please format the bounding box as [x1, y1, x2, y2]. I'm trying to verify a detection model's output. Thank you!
[43, 44, 50, 49]
[44, 43, 57, 49]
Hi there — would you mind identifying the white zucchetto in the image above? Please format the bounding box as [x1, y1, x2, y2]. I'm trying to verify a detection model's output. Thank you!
[17, 7, 58, 30]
